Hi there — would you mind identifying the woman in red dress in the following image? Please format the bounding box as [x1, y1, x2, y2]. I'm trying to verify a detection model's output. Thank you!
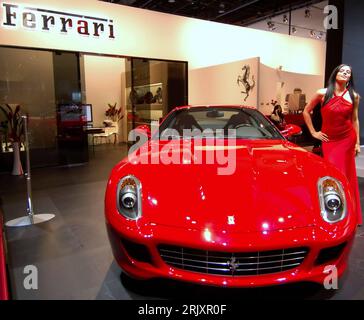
[303, 64, 362, 225]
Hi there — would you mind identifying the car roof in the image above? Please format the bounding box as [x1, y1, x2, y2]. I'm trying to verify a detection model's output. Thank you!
[174, 105, 257, 111]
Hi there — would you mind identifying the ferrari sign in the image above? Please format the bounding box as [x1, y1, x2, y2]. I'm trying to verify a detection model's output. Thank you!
[1, 2, 116, 39]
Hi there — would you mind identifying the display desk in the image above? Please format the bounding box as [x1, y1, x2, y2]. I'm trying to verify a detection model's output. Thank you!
[84, 126, 118, 153]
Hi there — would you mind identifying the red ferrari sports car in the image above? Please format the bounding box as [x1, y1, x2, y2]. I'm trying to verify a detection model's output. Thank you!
[105, 105, 358, 288]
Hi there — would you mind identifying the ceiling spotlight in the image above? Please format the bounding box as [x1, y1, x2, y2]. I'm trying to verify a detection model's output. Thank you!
[310, 30, 316, 37]
[291, 27, 297, 34]
[218, 3, 225, 14]
[283, 15, 288, 24]
[305, 8, 311, 18]
[168, 0, 175, 3]
[267, 21, 276, 31]
[317, 32, 324, 39]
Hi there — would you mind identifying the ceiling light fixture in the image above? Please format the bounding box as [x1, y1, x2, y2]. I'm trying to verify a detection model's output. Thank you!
[291, 27, 297, 34]
[305, 8, 311, 18]
[267, 21, 276, 31]
[218, 3, 225, 14]
[283, 15, 288, 24]
[310, 30, 316, 37]
[317, 32, 324, 40]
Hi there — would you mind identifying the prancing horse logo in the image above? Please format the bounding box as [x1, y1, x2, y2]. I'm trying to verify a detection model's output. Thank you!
[227, 256, 239, 274]
[228, 216, 235, 225]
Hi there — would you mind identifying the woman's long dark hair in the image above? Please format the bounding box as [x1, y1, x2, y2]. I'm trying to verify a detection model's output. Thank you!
[323, 64, 356, 106]
[272, 105, 283, 119]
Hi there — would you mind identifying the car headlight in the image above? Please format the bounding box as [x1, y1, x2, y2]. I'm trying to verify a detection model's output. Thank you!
[318, 177, 346, 223]
[117, 175, 142, 220]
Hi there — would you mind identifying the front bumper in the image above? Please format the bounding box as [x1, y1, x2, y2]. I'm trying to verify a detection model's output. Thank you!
[106, 220, 356, 288]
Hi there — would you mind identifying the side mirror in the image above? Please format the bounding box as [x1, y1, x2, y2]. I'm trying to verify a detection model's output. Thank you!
[134, 124, 151, 140]
[280, 124, 302, 138]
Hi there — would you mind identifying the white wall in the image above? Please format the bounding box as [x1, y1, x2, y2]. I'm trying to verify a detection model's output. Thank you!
[258, 64, 324, 115]
[82, 54, 126, 141]
[0, 0, 326, 76]
[189, 58, 259, 106]
[187, 58, 324, 116]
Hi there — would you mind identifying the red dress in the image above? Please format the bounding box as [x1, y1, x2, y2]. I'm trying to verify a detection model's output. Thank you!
[321, 89, 362, 225]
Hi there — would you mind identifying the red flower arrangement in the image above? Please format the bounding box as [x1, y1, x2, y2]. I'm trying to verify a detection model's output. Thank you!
[0, 104, 24, 143]
[105, 103, 124, 122]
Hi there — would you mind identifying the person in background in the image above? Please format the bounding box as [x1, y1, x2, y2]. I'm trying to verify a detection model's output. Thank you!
[303, 64, 362, 225]
[270, 105, 286, 130]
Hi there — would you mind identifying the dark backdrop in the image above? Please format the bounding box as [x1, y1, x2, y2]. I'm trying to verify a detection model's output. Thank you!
[325, 0, 364, 142]
[342, 0, 364, 142]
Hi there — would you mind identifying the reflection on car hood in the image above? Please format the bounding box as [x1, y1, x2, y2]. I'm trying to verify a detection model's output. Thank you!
[120, 139, 337, 233]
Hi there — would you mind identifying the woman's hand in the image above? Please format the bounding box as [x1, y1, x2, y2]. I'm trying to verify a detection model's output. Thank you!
[355, 144, 361, 156]
[311, 131, 329, 142]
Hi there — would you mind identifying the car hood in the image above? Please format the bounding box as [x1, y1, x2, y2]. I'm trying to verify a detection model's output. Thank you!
[118, 139, 334, 233]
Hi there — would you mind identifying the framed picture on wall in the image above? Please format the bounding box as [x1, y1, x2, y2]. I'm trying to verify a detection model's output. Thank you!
[127, 83, 163, 106]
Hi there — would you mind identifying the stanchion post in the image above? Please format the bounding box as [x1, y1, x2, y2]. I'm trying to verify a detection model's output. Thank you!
[5, 114, 55, 227]
[23, 115, 34, 224]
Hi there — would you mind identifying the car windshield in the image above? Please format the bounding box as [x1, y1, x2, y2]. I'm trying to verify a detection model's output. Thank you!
[156, 107, 283, 140]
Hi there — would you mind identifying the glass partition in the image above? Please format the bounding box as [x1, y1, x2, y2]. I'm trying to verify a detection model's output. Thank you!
[0, 47, 187, 172]
[126, 58, 187, 134]
[0, 47, 87, 172]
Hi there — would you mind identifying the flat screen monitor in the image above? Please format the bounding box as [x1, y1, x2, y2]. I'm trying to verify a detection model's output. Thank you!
[57, 103, 93, 124]
[82, 104, 93, 123]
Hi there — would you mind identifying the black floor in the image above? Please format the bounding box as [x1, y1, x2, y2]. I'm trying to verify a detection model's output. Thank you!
[1, 143, 364, 300]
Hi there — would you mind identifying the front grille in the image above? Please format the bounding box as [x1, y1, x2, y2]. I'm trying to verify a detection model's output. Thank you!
[158, 245, 309, 276]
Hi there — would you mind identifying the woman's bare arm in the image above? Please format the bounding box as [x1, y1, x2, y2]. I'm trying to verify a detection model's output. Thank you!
[303, 89, 329, 142]
[352, 93, 361, 156]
